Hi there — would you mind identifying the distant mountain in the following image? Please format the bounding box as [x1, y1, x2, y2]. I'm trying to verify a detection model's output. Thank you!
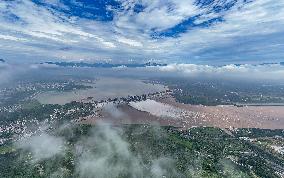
[259, 62, 278, 65]
[42, 61, 167, 68]
[0, 59, 5, 63]
[258, 62, 284, 66]
[233, 62, 284, 66]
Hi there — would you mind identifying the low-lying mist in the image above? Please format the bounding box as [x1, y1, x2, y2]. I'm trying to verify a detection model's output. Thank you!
[15, 121, 181, 178]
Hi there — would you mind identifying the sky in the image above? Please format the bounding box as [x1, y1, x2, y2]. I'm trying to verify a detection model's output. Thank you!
[0, 0, 284, 64]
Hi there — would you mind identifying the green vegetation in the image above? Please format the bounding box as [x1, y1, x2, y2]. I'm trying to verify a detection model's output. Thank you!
[0, 124, 283, 178]
[0, 145, 15, 155]
[233, 128, 284, 138]
[158, 78, 284, 106]
[0, 79, 283, 177]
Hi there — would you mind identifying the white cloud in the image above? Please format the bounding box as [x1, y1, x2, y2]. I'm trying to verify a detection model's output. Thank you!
[0, 0, 283, 63]
[117, 36, 143, 47]
[17, 133, 65, 162]
[76, 122, 178, 178]
[117, 0, 199, 31]
[0, 34, 28, 42]
[154, 63, 284, 80]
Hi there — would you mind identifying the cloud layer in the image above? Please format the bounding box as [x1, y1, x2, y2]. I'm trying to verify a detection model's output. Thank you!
[0, 0, 284, 63]
[17, 133, 64, 162]
[153, 63, 284, 80]
[16, 122, 179, 177]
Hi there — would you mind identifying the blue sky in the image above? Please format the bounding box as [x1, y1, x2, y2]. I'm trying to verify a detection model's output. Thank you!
[0, 0, 284, 64]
